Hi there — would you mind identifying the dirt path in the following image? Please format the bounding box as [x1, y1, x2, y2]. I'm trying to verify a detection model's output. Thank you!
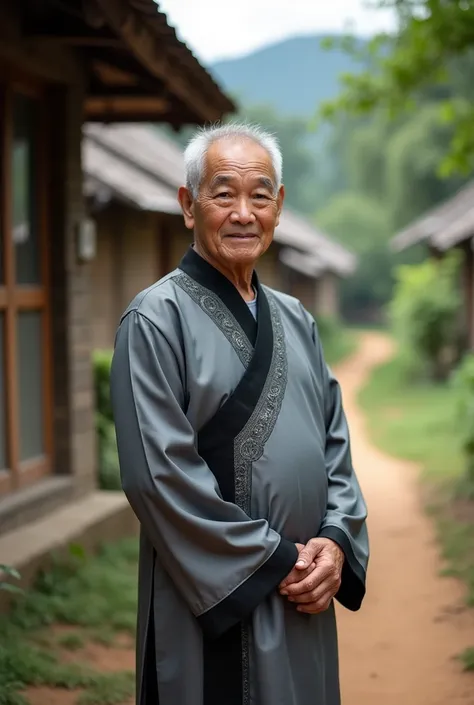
[335, 331, 474, 705]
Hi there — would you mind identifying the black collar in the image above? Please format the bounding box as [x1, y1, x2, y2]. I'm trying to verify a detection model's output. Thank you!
[178, 247, 259, 346]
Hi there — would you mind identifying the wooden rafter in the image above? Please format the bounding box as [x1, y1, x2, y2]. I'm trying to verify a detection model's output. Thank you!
[93, 0, 223, 122]
[85, 97, 171, 121]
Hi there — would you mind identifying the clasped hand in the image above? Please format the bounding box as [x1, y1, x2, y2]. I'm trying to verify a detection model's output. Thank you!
[279, 538, 344, 615]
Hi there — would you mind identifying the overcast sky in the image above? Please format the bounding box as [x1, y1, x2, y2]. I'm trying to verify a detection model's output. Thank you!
[157, 0, 396, 63]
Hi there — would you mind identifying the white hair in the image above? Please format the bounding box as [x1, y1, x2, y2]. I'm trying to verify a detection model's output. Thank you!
[183, 122, 283, 198]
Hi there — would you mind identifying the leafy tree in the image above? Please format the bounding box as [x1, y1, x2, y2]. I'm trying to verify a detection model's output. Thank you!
[384, 104, 466, 229]
[390, 251, 462, 380]
[316, 191, 393, 317]
[320, 0, 474, 175]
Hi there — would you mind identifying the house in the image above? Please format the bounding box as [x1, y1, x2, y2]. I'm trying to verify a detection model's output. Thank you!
[0, 0, 233, 595]
[391, 180, 474, 349]
[83, 124, 355, 351]
[277, 210, 357, 319]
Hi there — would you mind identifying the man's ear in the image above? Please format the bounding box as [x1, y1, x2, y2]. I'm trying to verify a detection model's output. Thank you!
[178, 186, 195, 230]
[275, 184, 285, 228]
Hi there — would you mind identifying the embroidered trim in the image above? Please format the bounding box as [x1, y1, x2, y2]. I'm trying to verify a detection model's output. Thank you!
[241, 623, 250, 705]
[234, 292, 287, 705]
[233, 292, 288, 516]
[173, 272, 253, 367]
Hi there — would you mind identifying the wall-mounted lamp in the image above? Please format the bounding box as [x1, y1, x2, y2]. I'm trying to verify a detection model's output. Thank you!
[76, 218, 97, 262]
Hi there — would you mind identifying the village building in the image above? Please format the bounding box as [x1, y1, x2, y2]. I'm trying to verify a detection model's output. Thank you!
[391, 181, 474, 350]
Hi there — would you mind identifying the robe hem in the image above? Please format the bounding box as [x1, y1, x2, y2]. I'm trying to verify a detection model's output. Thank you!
[197, 537, 298, 639]
[318, 525, 366, 611]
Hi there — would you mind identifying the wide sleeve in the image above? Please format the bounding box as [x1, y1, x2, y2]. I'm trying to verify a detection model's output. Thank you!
[110, 310, 297, 639]
[314, 327, 369, 611]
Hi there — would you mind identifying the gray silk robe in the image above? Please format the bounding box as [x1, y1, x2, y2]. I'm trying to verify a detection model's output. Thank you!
[111, 247, 369, 705]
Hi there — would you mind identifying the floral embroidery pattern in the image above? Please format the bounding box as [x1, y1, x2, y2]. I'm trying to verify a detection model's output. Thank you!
[173, 272, 253, 367]
[234, 292, 288, 516]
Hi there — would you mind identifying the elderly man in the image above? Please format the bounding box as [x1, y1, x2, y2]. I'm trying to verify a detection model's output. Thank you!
[110, 123, 369, 705]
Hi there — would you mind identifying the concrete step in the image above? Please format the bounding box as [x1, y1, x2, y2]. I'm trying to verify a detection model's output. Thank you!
[0, 490, 138, 611]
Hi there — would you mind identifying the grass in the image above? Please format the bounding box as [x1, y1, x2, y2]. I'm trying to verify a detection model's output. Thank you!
[77, 672, 135, 705]
[0, 538, 139, 705]
[56, 633, 86, 651]
[358, 355, 464, 481]
[358, 351, 474, 668]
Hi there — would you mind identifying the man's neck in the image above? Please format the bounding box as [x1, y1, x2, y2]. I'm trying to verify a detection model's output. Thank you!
[193, 244, 255, 302]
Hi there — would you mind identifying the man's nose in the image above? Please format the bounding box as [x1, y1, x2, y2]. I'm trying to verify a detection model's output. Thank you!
[230, 198, 256, 224]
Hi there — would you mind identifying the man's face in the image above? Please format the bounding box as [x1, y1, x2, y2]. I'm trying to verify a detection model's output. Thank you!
[180, 138, 284, 270]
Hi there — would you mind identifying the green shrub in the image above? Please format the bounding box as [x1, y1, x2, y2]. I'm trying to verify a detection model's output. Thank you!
[0, 565, 22, 595]
[316, 315, 356, 365]
[390, 252, 462, 380]
[92, 350, 121, 491]
[452, 353, 474, 494]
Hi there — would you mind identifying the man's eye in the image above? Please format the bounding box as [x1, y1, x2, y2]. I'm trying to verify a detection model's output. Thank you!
[216, 192, 231, 198]
[254, 193, 269, 200]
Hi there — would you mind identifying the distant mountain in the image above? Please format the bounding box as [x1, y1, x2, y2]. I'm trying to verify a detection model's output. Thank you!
[212, 35, 365, 116]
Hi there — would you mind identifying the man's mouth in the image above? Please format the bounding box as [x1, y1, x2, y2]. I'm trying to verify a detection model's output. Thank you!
[225, 233, 258, 239]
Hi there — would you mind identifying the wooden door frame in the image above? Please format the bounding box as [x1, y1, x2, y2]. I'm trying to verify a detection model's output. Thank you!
[0, 76, 53, 495]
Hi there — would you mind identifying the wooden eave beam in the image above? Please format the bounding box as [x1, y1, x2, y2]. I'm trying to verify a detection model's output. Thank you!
[84, 49, 170, 96]
[86, 106, 197, 124]
[85, 95, 170, 115]
[93, 0, 226, 123]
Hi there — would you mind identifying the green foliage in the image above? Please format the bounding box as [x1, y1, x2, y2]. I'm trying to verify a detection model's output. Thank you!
[7, 540, 138, 634]
[319, 0, 474, 175]
[316, 316, 357, 365]
[459, 646, 474, 672]
[0, 539, 139, 705]
[452, 354, 474, 494]
[316, 191, 393, 316]
[390, 253, 462, 379]
[384, 104, 466, 230]
[77, 671, 135, 705]
[56, 632, 86, 651]
[92, 350, 120, 490]
[0, 638, 95, 695]
[0, 565, 22, 596]
[93, 350, 113, 421]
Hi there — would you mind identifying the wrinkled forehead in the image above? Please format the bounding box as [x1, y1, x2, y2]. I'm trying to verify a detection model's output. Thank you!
[203, 137, 276, 187]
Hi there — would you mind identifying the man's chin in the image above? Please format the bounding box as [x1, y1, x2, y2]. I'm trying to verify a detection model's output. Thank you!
[221, 239, 265, 264]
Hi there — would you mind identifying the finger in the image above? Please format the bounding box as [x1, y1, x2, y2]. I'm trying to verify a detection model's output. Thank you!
[279, 561, 316, 590]
[288, 580, 334, 605]
[283, 564, 333, 596]
[295, 538, 325, 570]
